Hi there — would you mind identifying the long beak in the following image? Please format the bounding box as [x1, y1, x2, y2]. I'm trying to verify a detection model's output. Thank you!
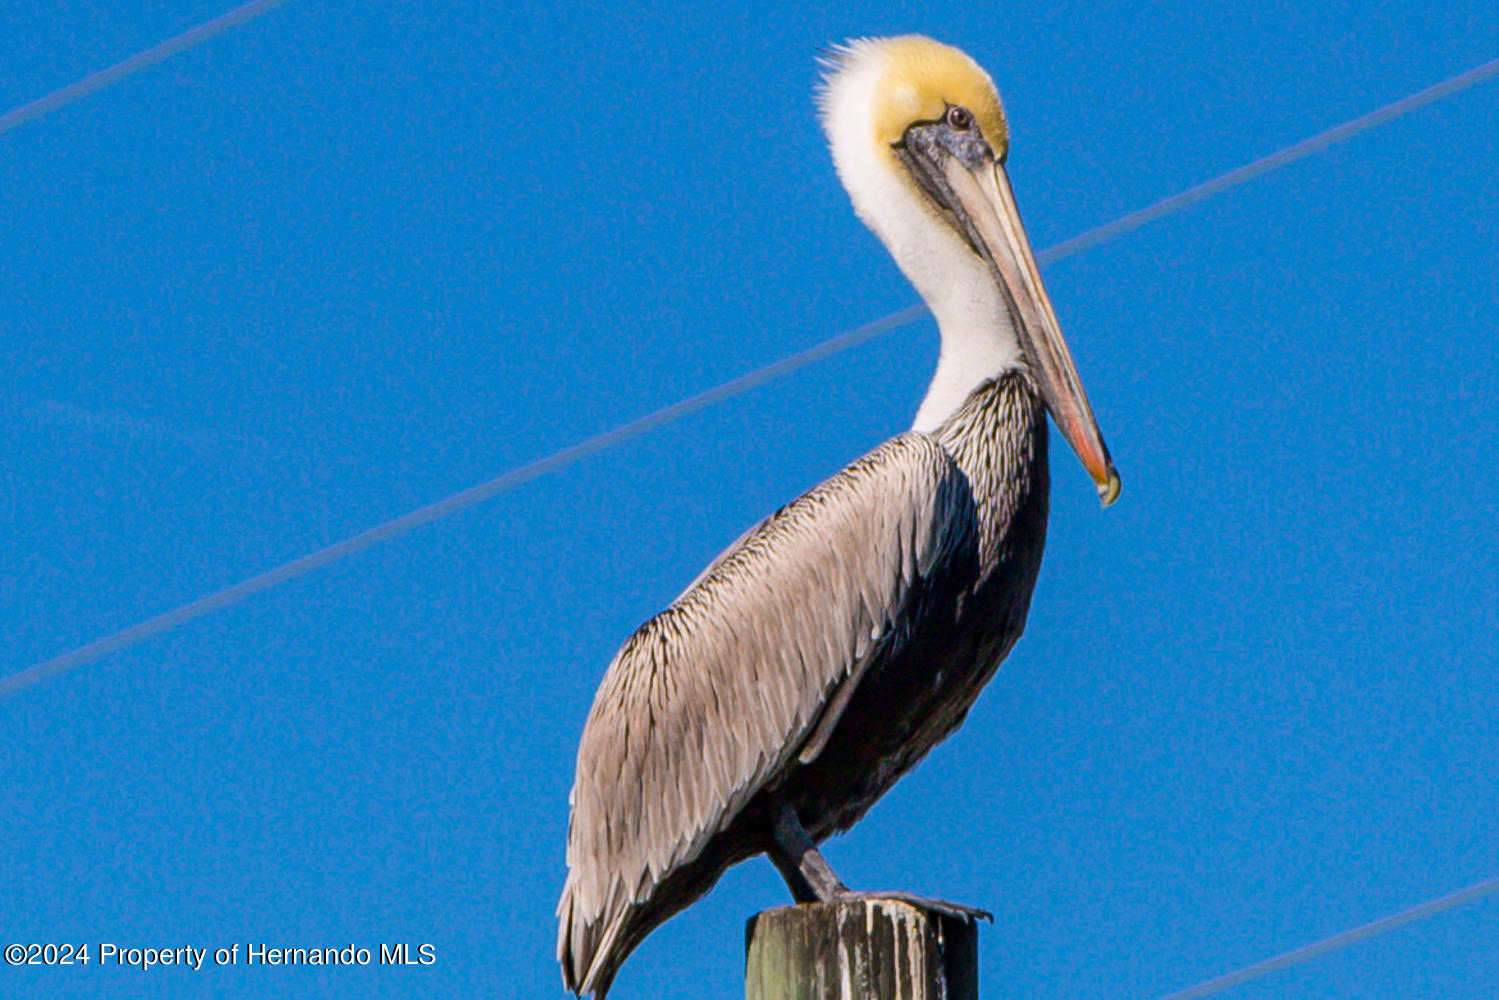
[943, 158, 1121, 506]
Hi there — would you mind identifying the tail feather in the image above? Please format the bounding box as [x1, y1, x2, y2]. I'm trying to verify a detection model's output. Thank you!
[557, 881, 631, 999]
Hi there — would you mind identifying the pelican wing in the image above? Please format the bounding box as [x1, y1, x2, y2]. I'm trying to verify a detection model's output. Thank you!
[557, 432, 975, 995]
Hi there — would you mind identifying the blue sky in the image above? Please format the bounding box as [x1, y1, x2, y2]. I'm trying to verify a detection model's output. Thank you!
[2, 1, 1497, 997]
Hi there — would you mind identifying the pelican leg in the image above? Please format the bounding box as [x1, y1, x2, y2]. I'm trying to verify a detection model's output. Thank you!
[767, 799, 848, 903]
[767, 799, 992, 923]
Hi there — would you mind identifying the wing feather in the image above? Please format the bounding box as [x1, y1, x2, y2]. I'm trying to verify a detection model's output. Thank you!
[557, 432, 973, 995]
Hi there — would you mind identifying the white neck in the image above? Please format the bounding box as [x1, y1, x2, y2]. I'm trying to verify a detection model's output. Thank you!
[821, 51, 1024, 435]
[876, 195, 1025, 434]
[910, 274, 1024, 432]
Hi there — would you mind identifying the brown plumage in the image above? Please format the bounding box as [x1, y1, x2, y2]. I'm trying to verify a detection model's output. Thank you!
[558, 374, 1048, 997]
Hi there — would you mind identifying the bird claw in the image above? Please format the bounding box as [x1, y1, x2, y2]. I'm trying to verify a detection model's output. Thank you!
[831, 890, 993, 923]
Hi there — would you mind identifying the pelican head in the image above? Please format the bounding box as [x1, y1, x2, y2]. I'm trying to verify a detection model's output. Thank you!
[820, 36, 1120, 505]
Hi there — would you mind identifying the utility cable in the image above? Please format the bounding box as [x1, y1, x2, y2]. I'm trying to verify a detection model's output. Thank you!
[5, 55, 1497, 696]
[0, 0, 296, 137]
[1162, 872, 1499, 999]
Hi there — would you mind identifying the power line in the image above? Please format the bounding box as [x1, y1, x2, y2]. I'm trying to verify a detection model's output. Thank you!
[0, 0, 296, 138]
[0, 305, 925, 698]
[1039, 56, 1499, 265]
[1162, 873, 1499, 999]
[6, 54, 1498, 696]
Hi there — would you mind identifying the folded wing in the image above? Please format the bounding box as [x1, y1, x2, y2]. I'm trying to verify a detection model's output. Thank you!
[557, 432, 975, 995]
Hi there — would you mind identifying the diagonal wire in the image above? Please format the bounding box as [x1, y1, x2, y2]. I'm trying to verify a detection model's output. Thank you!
[0, 0, 296, 138]
[5, 55, 1498, 697]
[0, 305, 926, 698]
[1162, 873, 1499, 999]
[1039, 56, 1499, 264]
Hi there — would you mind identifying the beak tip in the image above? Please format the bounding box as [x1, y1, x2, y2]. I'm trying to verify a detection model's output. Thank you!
[1096, 469, 1122, 508]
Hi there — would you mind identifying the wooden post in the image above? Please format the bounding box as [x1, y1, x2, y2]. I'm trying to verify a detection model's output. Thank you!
[745, 899, 978, 999]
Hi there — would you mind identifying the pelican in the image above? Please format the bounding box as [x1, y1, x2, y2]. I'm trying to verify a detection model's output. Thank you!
[557, 35, 1119, 997]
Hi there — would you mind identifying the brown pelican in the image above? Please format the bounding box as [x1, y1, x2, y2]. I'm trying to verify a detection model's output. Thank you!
[557, 35, 1119, 997]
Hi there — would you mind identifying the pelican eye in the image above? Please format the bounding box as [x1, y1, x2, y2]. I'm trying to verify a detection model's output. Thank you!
[945, 105, 973, 131]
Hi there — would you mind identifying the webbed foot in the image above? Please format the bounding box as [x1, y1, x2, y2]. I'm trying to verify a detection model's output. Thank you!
[830, 889, 992, 923]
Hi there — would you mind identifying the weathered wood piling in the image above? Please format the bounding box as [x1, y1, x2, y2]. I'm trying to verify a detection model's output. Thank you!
[745, 898, 979, 999]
